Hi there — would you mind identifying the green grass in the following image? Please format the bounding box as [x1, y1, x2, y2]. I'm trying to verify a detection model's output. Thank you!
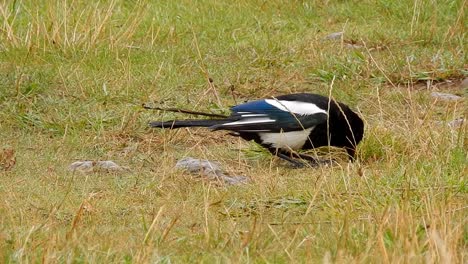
[0, 0, 466, 262]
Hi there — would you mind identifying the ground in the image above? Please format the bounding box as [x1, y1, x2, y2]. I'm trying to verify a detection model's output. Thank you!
[0, 0, 466, 262]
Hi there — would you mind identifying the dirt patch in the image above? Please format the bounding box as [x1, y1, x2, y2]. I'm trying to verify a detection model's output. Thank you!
[0, 148, 15, 171]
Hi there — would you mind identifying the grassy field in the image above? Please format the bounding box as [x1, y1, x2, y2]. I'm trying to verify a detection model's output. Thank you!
[0, 0, 466, 262]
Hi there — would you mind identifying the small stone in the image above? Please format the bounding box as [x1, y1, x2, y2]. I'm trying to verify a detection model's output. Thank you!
[219, 175, 249, 185]
[434, 118, 465, 129]
[430, 92, 462, 101]
[96, 161, 125, 171]
[324, 31, 343, 40]
[460, 78, 468, 89]
[447, 118, 465, 128]
[69, 160, 128, 173]
[69, 161, 94, 172]
[345, 43, 363, 49]
[121, 144, 138, 156]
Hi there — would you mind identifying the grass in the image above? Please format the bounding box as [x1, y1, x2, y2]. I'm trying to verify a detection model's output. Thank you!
[0, 0, 466, 262]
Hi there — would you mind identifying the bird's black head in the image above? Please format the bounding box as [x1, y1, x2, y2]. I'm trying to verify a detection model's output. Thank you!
[338, 103, 364, 160]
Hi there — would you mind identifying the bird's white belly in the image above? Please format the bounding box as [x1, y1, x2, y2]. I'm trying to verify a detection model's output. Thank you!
[259, 127, 313, 150]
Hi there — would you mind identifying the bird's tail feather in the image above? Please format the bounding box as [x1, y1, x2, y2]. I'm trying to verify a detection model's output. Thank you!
[149, 119, 229, 129]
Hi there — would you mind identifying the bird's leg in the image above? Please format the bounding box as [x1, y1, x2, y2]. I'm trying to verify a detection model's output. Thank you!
[295, 153, 321, 166]
[268, 149, 337, 168]
[295, 153, 337, 166]
[277, 153, 306, 168]
[268, 149, 306, 168]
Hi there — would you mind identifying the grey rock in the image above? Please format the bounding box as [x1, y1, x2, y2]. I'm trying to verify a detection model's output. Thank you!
[176, 157, 249, 185]
[176, 157, 223, 175]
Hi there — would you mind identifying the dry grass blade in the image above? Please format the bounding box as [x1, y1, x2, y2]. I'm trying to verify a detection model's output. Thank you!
[143, 206, 165, 244]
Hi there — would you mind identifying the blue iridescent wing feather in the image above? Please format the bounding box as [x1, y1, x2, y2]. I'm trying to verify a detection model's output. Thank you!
[211, 99, 328, 132]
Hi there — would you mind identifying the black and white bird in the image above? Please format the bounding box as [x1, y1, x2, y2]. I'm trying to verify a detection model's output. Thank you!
[149, 93, 364, 167]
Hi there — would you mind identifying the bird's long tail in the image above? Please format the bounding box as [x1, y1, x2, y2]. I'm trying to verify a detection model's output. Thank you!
[149, 119, 229, 129]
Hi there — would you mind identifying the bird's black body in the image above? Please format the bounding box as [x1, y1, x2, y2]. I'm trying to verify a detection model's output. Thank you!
[149, 93, 364, 167]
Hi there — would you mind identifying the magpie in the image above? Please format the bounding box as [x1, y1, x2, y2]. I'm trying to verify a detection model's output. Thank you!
[149, 93, 364, 167]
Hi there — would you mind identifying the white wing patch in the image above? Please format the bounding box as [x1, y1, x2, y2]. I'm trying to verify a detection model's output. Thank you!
[264, 99, 327, 115]
[221, 117, 275, 127]
[240, 114, 267, 117]
[259, 127, 314, 150]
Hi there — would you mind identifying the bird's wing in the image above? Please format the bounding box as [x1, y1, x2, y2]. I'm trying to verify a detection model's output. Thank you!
[211, 98, 328, 132]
